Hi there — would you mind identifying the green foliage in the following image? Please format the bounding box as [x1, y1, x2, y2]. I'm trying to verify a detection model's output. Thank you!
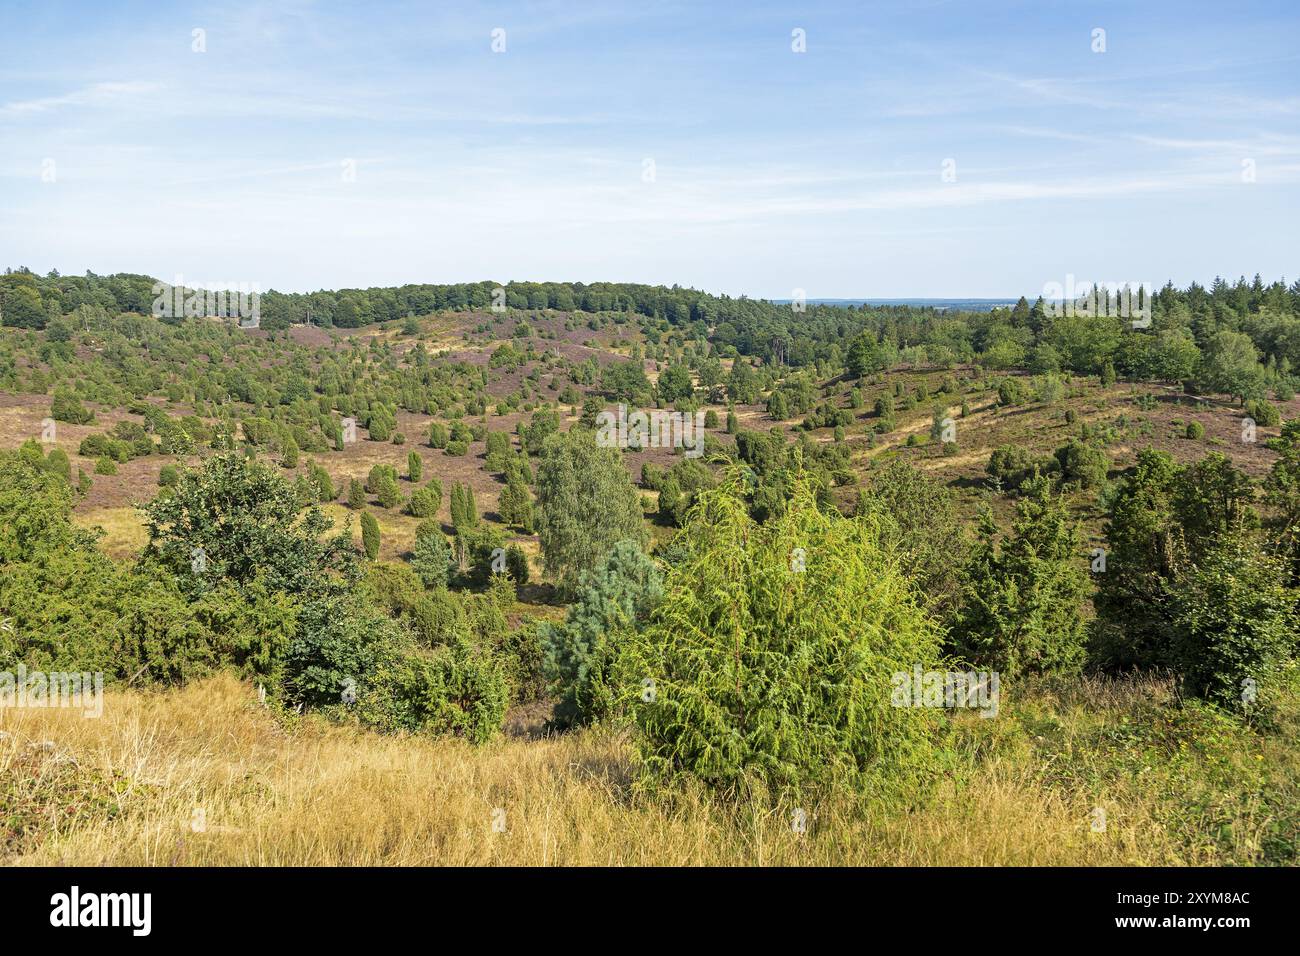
[986, 444, 1055, 493]
[519, 408, 560, 456]
[367, 404, 396, 442]
[407, 450, 423, 482]
[1200, 330, 1265, 401]
[375, 470, 401, 509]
[411, 521, 452, 589]
[504, 543, 530, 586]
[457, 523, 505, 587]
[619, 470, 947, 799]
[484, 431, 511, 470]
[1168, 530, 1296, 710]
[407, 484, 440, 518]
[79, 433, 129, 462]
[1053, 438, 1109, 489]
[361, 511, 381, 559]
[535, 429, 645, 595]
[360, 636, 508, 744]
[347, 478, 366, 509]
[953, 479, 1089, 677]
[996, 377, 1026, 406]
[1246, 398, 1281, 427]
[1090, 449, 1185, 670]
[846, 333, 887, 378]
[1090, 449, 1292, 707]
[449, 482, 478, 532]
[141, 453, 354, 597]
[309, 462, 335, 502]
[497, 475, 534, 532]
[541, 540, 664, 727]
[657, 362, 694, 403]
[602, 361, 652, 403]
[51, 391, 94, 425]
[44, 447, 71, 480]
[1265, 420, 1300, 527]
[855, 461, 967, 623]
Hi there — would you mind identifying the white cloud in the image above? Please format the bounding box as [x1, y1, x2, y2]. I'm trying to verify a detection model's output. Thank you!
[0, 81, 161, 119]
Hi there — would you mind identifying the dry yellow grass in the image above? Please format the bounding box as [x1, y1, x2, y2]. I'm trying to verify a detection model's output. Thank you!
[0, 674, 1237, 866]
[74, 507, 150, 558]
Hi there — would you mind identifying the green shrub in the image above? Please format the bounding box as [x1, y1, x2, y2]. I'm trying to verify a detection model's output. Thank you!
[310, 463, 335, 502]
[408, 485, 440, 518]
[79, 433, 129, 462]
[1186, 420, 1205, 440]
[94, 456, 117, 475]
[375, 472, 401, 509]
[44, 447, 71, 480]
[367, 406, 396, 442]
[1053, 438, 1109, 489]
[986, 445, 1054, 492]
[504, 543, 530, 586]
[361, 636, 508, 743]
[411, 523, 452, 589]
[542, 540, 663, 728]
[51, 392, 94, 425]
[458, 523, 506, 587]
[953, 479, 1089, 677]
[996, 377, 1025, 406]
[1246, 398, 1281, 427]
[497, 476, 533, 532]
[619, 470, 947, 799]
[347, 478, 365, 509]
[499, 621, 548, 703]
[361, 512, 380, 559]
[111, 420, 154, 458]
[1169, 531, 1296, 710]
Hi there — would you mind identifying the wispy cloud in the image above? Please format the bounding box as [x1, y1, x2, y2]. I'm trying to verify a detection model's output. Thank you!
[0, 80, 160, 118]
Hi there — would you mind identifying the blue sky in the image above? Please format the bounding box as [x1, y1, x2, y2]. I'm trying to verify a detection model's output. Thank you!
[1, 0, 1296, 298]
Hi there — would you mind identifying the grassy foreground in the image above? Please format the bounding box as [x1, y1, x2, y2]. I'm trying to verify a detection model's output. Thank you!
[3, 673, 1296, 866]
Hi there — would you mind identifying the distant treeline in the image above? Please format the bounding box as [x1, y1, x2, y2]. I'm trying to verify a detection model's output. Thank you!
[4, 267, 1300, 378]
